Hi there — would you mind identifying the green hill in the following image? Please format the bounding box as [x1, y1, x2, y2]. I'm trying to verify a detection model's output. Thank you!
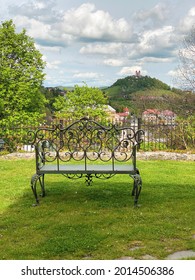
[103, 75, 179, 113]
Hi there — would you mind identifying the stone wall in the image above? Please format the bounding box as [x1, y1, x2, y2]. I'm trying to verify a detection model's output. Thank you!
[1, 151, 195, 161]
[137, 151, 195, 161]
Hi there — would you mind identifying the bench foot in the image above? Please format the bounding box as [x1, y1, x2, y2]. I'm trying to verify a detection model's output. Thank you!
[31, 174, 45, 205]
[32, 203, 40, 207]
[130, 169, 142, 206]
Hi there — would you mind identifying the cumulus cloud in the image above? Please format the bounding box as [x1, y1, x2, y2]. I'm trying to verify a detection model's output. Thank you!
[134, 3, 170, 27]
[9, 0, 60, 23]
[132, 26, 176, 59]
[80, 43, 124, 55]
[13, 15, 73, 47]
[11, 2, 133, 47]
[14, 16, 51, 38]
[179, 7, 195, 32]
[56, 3, 132, 42]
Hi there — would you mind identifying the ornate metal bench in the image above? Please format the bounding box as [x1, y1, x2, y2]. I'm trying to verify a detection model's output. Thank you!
[28, 117, 144, 206]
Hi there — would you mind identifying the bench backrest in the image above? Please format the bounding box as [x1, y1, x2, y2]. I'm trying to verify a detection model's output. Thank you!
[28, 117, 144, 171]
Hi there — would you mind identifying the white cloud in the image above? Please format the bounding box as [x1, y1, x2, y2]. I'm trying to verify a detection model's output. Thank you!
[134, 3, 169, 26]
[14, 15, 73, 47]
[9, 0, 59, 23]
[135, 26, 175, 57]
[142, 26, 174, 49]
[35, 45, 62, 53]
[103, 59, 125, 67]
[80, 43, 124, 55]
[15, 16, 51, 39]
[46, 60, 61, 69]
[139, 57, 174, 63]
[179, 7, 195, 32]
[57, 3, 132, 42]
[73, 72, 101, 79]
[168, 69, 179, 77]
[13, 2, 133, 47]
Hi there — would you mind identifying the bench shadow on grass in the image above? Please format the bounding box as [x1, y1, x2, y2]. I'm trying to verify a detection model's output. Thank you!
[0, 176, 140, 260]
[0, 176, 195, 260]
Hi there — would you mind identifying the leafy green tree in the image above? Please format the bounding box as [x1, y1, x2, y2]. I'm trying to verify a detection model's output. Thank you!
[53, 84, 108, 121]
[0, 20, 46, 119]
[0, 20, 46, 151]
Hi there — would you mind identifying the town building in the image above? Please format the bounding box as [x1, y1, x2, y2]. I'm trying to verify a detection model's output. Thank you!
[142, 109, 176, 125]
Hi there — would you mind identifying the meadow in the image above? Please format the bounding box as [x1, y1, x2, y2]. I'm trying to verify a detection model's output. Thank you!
[0, 158, 194, 260]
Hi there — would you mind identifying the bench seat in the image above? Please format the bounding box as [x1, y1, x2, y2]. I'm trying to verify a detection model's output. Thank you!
[39, 164, 135, 174]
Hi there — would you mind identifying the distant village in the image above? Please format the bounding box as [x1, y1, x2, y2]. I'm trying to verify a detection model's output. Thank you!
[105, 105, 176, 125]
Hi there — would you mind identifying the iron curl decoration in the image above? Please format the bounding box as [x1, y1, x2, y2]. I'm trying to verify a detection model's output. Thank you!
[113, 141, 132, 162]
[26, 130, 36, 145]
[36, 129, 48, 142]
[62, 173, 83, 180]
[95, 173, 116, 180]
[38, 140, 58, 163]
[28, 118, 144, 165]
[135, 129, 145, 144]
[126, 128, 136, 141]
[58, 150, 72, 162]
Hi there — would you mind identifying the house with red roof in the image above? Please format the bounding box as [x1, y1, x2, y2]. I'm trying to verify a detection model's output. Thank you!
[142, 109, 176, 125]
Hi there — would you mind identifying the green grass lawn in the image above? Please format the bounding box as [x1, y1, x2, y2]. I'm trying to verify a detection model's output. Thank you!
[0, 158, 194, 260]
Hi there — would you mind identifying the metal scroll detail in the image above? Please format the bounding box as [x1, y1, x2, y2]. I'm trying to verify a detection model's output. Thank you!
[62, 174, 83, 180]
[62, 173, 116, 186]
[27, 118, 144, 166]
[85, 173, 116, 185]
[94, 174, 116, 180]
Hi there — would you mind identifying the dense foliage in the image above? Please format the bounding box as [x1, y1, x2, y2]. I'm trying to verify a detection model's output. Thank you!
[53, 84, 108, 122]
[0, 20, 46, 119]
[112, 75, 170, 92]
[0, 20, 46, 150]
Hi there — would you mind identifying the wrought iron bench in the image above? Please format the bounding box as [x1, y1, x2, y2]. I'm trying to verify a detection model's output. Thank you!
[28, 117, 144, 206]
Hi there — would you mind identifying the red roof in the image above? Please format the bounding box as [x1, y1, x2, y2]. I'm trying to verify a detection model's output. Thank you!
[117, 112, 128, 117]
[161, 110, 175, 116]
[143, 109, 160, 115]
[123, 107, 129, 112]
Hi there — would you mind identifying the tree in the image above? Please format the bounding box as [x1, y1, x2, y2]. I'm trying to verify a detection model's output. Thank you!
[178, 26, 195, 91]
[0, 20, 46, 120]
[0, 20, 46, 151]
[53, 84, 108, 122]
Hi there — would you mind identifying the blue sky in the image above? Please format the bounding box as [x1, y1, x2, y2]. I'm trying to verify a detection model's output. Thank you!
[1, 0, 195, 87]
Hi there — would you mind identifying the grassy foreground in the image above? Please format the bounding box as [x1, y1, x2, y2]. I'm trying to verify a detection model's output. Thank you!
[0, 158, 194, 260]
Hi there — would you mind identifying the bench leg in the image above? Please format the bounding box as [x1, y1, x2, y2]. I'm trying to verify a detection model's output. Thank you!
[31, 174, 45, 206]
[130, 170, 142, 206]
[39, 174, 45, 197]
